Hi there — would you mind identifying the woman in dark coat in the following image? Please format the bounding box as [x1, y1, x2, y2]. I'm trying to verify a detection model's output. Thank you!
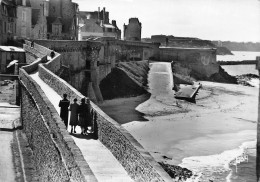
[59, 94, 70, 129]
[78, 98, 91, 135]
[69, 98, 79, 133]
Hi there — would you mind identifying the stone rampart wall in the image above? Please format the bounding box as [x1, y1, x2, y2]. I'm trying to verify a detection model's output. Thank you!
[20, 49, 97, 182]
[160, 47, 219, 77]
[34, 40, 102, 50]
[24, 40, 61, 73]
[38, 51, 172, 182]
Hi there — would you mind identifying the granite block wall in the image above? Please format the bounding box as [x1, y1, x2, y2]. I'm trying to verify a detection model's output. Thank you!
[38, 60, 172, 182]
[22, 40, 172, 181]
[19, 54, 97, 182]
[160, 47, 219, 77]
[24, 40, 61, 73]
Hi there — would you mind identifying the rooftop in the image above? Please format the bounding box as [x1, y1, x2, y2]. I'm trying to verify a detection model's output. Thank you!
[0, 46, 25, 52]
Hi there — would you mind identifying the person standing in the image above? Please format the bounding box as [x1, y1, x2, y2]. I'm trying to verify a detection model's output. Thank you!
[78, 98, 92, 135]
[59, 94, 70, 129]
[78, 98, 87, 135]
[85, 99, 92, 134]
[69, 98, 79, 134]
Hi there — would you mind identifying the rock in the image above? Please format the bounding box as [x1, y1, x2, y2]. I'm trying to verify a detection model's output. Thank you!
[216, 46, 233, 55]
[162, 155, 172, 160]
[158, 162, 193, 180]
[99, 60, 149, 99]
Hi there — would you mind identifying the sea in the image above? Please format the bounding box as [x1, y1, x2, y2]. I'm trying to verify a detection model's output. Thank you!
[181, 51, 260, 182]
[218, 51, 260, 76]
[220, 51, 259, 182]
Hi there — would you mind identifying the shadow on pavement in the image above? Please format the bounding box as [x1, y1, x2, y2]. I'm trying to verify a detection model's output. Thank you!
[70, 132, 97, 140]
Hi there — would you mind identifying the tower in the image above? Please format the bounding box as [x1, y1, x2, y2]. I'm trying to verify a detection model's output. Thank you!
[124, 18, 142, 41]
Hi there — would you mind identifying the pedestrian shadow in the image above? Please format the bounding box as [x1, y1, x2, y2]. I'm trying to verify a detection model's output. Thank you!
[70, 133, 97, 140]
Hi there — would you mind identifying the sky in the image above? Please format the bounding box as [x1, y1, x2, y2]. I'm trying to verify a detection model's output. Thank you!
[74, 0, 260, 42]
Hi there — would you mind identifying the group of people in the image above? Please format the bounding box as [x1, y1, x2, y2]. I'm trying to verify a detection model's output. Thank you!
[58, 94, 92, 135]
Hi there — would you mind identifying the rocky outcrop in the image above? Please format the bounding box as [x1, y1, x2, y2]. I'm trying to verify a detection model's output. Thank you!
[216, 46, 233, 55]
[190, 66, 237, 84]
[158, 162, 193, 181]
[236, 73, 259, 87]
[99, 61, 149, 100]
[172, 63, 237, 84]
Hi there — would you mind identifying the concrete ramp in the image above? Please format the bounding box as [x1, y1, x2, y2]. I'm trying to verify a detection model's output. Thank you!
[30, 72, 133, 182]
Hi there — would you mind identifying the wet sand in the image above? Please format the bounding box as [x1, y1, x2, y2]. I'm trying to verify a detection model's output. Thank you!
[100, 62, 258, 181]
[98, 94, 150, 124]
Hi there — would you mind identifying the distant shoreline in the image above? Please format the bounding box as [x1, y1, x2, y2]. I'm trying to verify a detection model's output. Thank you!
[218, 60, 256, 65]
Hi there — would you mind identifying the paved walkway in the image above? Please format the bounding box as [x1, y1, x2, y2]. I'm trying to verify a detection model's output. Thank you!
[30, 72, 133, 182]
[0, 103, 21, 182]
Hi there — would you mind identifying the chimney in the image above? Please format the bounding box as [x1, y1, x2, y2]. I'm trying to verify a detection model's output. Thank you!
[112, 20, 116, 27]
[103, 7, 106, 23]
[98, 7, 100, 21]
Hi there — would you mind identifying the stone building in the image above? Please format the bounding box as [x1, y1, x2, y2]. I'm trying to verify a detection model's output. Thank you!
[79, 7, 109, 24]
[0, 3, 2, 44]
[124, 18, 142, 41]
[30, 0, 48, 39]
[0, 0, 17, 45]
[0, 46, 25, 74]
[46, 0, 79, 40]
[16, 0, 32, 39]
[79, 7, 121, 40]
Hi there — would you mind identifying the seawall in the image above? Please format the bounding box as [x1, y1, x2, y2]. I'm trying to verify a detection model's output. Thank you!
[19, 56, 97, 181]
[20, 40, 172, 181]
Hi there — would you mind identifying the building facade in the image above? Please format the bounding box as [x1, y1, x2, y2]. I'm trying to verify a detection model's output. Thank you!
[0, 0, 17, 45]
[30, 0, 48, 39]
[0, 46, 25, 74]
[79, 7, 121, 40]
[16, 0, 32, 39]
[47, 0, 79, 40]
[124, 18, 142, 41]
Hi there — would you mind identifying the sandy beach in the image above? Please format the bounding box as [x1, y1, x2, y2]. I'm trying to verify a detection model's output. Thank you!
[99, 62, 258, 181]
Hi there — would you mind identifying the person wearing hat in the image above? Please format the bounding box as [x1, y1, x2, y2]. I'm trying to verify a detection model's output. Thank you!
[69, 98, 79, 133]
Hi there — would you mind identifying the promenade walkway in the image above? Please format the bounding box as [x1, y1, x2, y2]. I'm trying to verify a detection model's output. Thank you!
[30, 72, 133, 182]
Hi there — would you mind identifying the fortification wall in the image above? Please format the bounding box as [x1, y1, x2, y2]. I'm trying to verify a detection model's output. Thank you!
[38, 59, 172, 182]
[19, 59, 97, 181]
[21, 40, 172, 181]
[160, 47, 219, 77]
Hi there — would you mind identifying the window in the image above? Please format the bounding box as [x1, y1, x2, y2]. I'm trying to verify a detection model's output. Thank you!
[22, 11, 26, 22]
[52, 24, 61, 35]
[4, 22, 6, 33]
[21, 27, 26, 37]
[10, 23, 13, 33]
[55, 26, 59, 35]
[7, 23, 10, 32]
[22, 0, 26, 6]
[3, 6, 7, 15]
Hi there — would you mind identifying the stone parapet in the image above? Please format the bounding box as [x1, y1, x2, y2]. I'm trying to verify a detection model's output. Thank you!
[21, 40, 172, 181]
[19, 51, 97, 182]
[38, 58, 172, 182]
